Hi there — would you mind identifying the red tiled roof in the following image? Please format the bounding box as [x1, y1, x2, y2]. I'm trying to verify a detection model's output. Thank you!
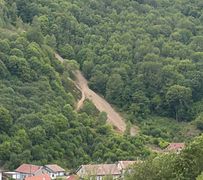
[79, 164, 121, 176]
[67, 175, 79, 180]
[15, 164, 42, 174]
[45, 164, 65, 173]
[166, 143, 185, 151]
[25, 174, 51, 180]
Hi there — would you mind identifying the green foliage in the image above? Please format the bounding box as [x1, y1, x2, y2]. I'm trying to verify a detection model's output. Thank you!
[0, 39, 10, 53]
[80, 100, 99, 116]
[126, 135, 203, 180]
[1, 0, 203, 173]
[5, 0, 202, 123]
[7, 55, 33, 82]
[58, 44, 75, 59]
[0, 7, 147, 170]
[89, 70, 108, 94]
[26, 27, 44, 45]
[141, 116, 190, 141]
[45, 35, 56, 49]
[158, 140, 169, 149]
[194, 113, 203, 131]
[129, 91, 150, 121]
[166, 85, 192, 121]
[97, 112, 107, 125]
[82, 60, 94, 79]
[106, 74, 124, 107]
[0, 106, 12, 133]
[197, 172, 203, 180]
[10, 48, 24, 58]
[0, 60, 9, 78]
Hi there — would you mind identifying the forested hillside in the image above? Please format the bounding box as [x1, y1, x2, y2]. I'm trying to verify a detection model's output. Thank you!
[10, 0, 203, 122]
[0, 0, 203, 174]
[0, 0, 149, 170]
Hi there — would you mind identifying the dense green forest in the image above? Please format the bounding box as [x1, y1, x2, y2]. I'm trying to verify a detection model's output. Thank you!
[8, 0, 203, 123]
[0, 0, 149, 170]
[11, 0, 203, 122]
[0, 0, 203, 176]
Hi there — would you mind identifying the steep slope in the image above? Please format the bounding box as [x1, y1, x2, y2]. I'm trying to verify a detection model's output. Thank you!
[0, 3, 148, 170]
[55, 54, 139, 135]
[12, 0, 203, 135]
[75, 69, 126, 133]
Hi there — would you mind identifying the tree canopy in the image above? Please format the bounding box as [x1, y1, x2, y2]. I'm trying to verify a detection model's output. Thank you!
[0, 0, 203, 174]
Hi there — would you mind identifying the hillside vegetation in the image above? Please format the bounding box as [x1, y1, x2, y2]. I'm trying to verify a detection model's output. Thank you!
[6, 0, 203, 133]
[11, 0, 203, 123]
[0, 0, 203, 174]
[126, 135, 203, 180]
[0, 1, 149, 170]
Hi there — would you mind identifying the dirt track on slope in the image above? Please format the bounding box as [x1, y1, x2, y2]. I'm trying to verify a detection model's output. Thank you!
[74, 70, 126, 133]
[55, 53, 138, 135]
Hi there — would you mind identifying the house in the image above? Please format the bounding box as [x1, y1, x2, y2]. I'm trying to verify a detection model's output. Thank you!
[15, 164, 43, 180]
[165, 143, 185, 153]
[25, 174, 51, 180]
[43, 164, 65, 179]
[76, 164, 121, 180]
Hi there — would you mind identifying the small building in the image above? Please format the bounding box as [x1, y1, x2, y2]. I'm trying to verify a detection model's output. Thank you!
[165, 143, 185, 153]
[25, 174, 51, 180]
[76, 164, 121, 180]
[15, 164, 43, 180]
[43, 164, 65, 179]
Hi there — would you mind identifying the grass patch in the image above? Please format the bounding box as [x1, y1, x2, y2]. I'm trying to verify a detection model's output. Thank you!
[140, 116, 198, 142]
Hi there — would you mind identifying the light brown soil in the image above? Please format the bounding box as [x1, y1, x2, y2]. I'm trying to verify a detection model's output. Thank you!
[74, 70, 126, 133]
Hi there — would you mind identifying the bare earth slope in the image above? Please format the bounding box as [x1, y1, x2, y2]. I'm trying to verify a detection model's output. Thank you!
[55, 53, 138, 135]
[74, 70, 126, 133]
